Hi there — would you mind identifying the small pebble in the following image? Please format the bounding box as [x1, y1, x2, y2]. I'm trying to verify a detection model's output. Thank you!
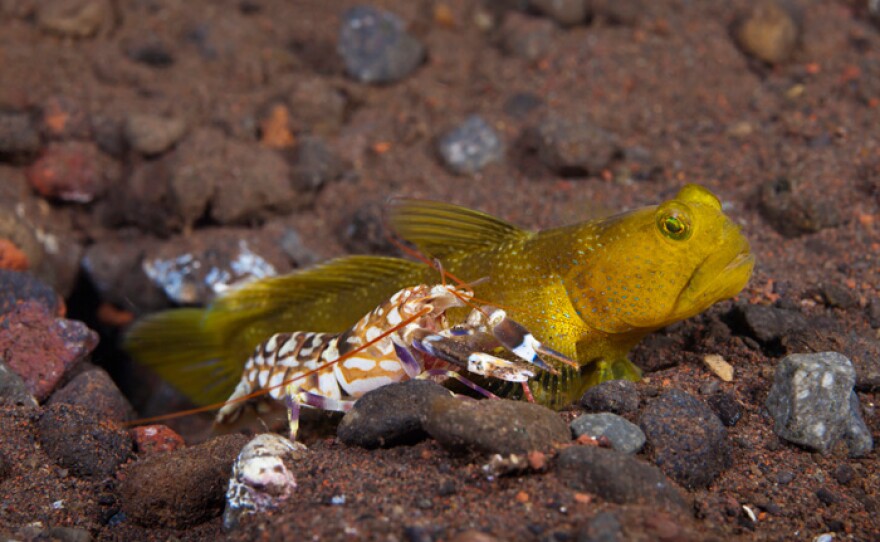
[730, 302, 808, 344]
[0, 269, 61, 318]
[48, 367, 135, 422]
[291, 137, 346, 191]
[338, 380, 452, 448]
[816, 487, 838, 506]
[338, 6, 426, 84]
[833, 464, 855, 485]
[530, 113, 619, 177]
[759, 178, 842, 237]
[499, 12, 555, 61]
[867, 298, 880, 328]
[819, 283, 859, 310]
[765, 352, 873, 457]
[775, 470, 795, 484]
[734, 0, 799, 64]
[287, 78, 348, 135]
[131, 425, 185, 455]
[699, 379, 721, 396]
[26, 142, 106, 203]
[142, 233, 283, 305]
[0, 111, 41, 159]
[529, 0, 587, 26]
[36, 0, 109, 38]
[0, 358, 38, 407]
[423, 396, 570, 455]
[503, 93, 544, 119]
[124, 35, 175, 67]
[707, 392, 743, 427]
[576, 511, 623, 542]
[81, 238, 168, 312]
[36, 403, 132, 480]
[41, 96, 91, 140]
[703, 354, 734, 381]
[556, 446, 688, 513]
[437, 115, 504, 175]
[570, 413, 646, 454]
[341, 200, 398, 255]
[119, 434, 250, 528]
[124, 114, 187, 155]
[639, 389, 730, 489]
[579, 379, 640, 414]
[0, 239, 29, 271]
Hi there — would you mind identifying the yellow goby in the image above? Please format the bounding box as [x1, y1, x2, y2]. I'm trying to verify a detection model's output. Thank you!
[125, 184, 754, 409]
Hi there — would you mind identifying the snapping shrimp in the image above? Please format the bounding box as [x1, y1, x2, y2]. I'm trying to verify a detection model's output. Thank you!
[215, 282, 576, 441]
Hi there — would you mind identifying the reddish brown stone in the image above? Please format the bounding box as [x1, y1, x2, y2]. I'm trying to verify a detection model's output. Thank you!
[0, 302, 98, 401]
[131, 425, 186, 455]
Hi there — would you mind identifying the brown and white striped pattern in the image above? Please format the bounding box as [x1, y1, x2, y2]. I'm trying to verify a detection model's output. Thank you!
[215, 284, 468, 424]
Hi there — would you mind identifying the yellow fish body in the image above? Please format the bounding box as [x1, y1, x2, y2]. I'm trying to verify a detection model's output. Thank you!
[125, 184, 754, 409]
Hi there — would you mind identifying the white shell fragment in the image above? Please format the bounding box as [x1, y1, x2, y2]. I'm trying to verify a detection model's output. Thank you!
[703, 354, 734, 382]
[223, 433, 307, 530]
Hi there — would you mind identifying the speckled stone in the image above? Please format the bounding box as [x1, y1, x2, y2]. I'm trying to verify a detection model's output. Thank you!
[437, 115, 504, 175]
[766, 352, 873, 457]
[338, 6, 425, 84]
[639, 389, 730, 489]
[570, 413, 646, 454]
[579, 379, 639, 414]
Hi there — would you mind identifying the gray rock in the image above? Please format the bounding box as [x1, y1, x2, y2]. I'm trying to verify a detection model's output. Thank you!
[576, 511, 623, 542]
[338, 380, 452, 448]
[0, 112, 40, 158]
[706, 392, 742, 427]
[81, 238, 169, 312]
[570, 413, 645, 454]
[579, 379, 639, 414]
[124, 114, 187, 155]
[531, 113, 620, 176]
[529, 0, 587, 26]
[142, 232, 285, 305]
[437, 115, 504, 175]
[423, 396, 570, 454]
[48, 368, 135, 423]
[731, 302, 808, 344]
[0, 269, 61, 318]
[868, 297, 880, 328]
[292, 137, 346, 191]
[639, 389, 730, 489]
[338, 6, 426, 84]
[0, 359, 37, 407]
[499, 12, 555, 61]
[287, 78, 348, 135]
[556, 446, 688, 513]
[35, 403, 132, 480]
[780, 328, 880, 392]
[503, 93, 544, 119]
[759, 177, 842, 237]
[765, 352, 873, 457]
[819, 283, 859, 310]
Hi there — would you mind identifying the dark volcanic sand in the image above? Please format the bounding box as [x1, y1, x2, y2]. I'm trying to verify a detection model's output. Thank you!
[0, 0, 878, 541]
